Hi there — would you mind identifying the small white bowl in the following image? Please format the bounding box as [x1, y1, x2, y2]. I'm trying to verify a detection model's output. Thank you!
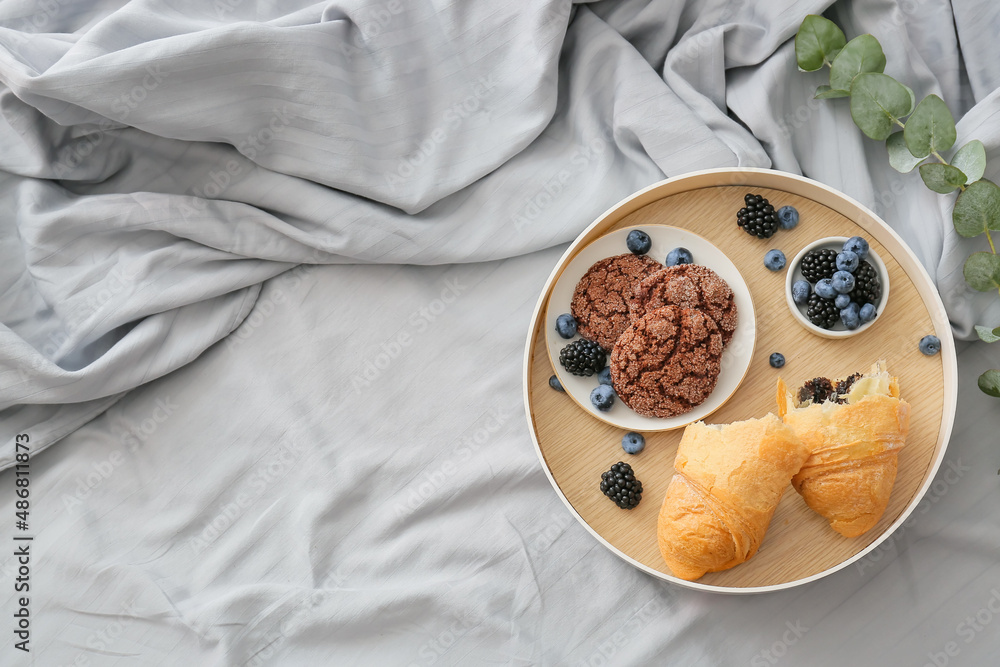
[785, 236, 890, 338]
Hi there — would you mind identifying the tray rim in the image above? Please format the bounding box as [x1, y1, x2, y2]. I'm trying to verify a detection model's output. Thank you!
[521, 167, 958, 595]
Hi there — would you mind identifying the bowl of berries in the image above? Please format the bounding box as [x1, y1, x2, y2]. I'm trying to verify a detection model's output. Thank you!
[786, 235, 889, 338]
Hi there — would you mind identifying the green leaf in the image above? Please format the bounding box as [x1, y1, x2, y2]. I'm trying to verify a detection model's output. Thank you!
[850, 73, 916, 141]
[902, 83, 916, 117]
[887, 131, 925, 173]
[795, 15, 848, 71]
[919, 163, 967, 193]
[951, 140, 987, 184]
[975, 325, 1000, 343]
[963, 252, 1000, 291]
[904, 95, 957, 158]
[829, 35, 886, 92]
[953, 179, 1000, 237]
[814, 84, 850, 99]
[978, 370, 1000, 398]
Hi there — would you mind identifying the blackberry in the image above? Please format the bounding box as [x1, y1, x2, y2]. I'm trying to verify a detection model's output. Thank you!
[800, 248, 838, 283]
[736, 193, 779, 238]
[797, 377, 834, 404]
[600, 461, 643, 509]
[559, 339, 606, 377]
[849, 260, 881, 306]
[806, 293, 839, 329]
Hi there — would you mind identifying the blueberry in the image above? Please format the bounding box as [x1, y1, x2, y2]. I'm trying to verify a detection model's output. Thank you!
[836, 250, 859, 273]
[626, 230, 652, 255]
[791, 280, 811, 305]
[764, 249, 786, 271]
[548, 375, 564, 392]
[919, 334, 941, 356]
[777, 206, 799, 230]
[591, 384, 615, 411]
[815, 278, 836, 299]
[555, 313, 577, 339]
[769, 352, 785, 368]
[834, 293, 851, 310]
[598, 366, 612, 386]
[666, 247, 693, 266]
[840, 302, 861, 330]
[859, 303, 877, 323]
[622, 432, 645, 455]
[832, 270, 856, 294]
[843, 236, 869, 259]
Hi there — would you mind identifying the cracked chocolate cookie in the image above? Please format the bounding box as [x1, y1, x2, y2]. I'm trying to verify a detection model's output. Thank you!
[610, 306, 723, 418]
[628, 265, 738, 346]
[570, 253, 663, 351]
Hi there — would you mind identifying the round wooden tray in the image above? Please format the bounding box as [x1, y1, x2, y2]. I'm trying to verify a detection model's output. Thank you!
[521, 168, 957, 593]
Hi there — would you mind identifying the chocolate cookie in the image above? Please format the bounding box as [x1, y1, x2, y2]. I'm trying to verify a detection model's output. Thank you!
[610, 306, 723, 418]
[570, 253, 663, 351]
[629, 265, 738, 346]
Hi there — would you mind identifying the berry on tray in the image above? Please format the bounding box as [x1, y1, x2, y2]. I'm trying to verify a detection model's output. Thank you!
[919, 334, 941, 356]
[814, 278, 836, 300]
[836, 250, 859, 273]
[834, 293, 850, 310]
[832, 270, 856, 294]
[598, 365, 612, 386]
[769, 352, 785, 368]
[600, 461, 643, 509]
[621, 432, 645, 455]
[548, 375, 564, 392]
[859, 303, 877, 323]
[791, 280, 811, 305]
[591, 384, 615, 411]
[559, 339, 607, 377]
[777, 205, 799, 230]
[800, 248, 838, 282]
[555, 313, 577, 339]
[844, 236, 870, 259]
[666, 247, 694, 266]
[737, 193, 779, 238]
[626, 229, 652, 255]
[806, 293, 839, 329]
[764, 249, 786, 271]
[849, 260, 881, 306]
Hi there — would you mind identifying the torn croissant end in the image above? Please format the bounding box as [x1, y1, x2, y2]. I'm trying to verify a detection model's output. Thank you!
[777, 360, 911, 539]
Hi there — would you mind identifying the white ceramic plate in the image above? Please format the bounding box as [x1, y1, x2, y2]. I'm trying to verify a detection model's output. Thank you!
[544, 224, 756, 431]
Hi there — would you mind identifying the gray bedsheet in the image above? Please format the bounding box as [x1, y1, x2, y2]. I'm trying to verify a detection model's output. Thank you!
[1, 0, 999, 664]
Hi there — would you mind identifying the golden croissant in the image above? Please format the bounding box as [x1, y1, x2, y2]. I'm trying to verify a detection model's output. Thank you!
[777, 360, 911, 538]
[657, 415, 809, 581]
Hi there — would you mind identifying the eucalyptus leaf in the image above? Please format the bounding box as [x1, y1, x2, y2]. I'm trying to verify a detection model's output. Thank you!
[919, 163, 967, 193]
[963, 252, 1000, 292]
[902, 83, 916, 117]
[975, 325, 1000, 343]
[829, 35, 886, 92]
[887, 131, 925, 173]
[978, 370, 1000, 398]
[953, 179, 1000, 237]
[951, 140, 987, 184]
[795, 15, 848, 71]
[850, 73, 915, 141]
[815, 84, 850, 99]
[904, 95, 957, 158]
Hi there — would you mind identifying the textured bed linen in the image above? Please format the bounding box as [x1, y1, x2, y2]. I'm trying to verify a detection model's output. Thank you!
[0, 0, 999, 665]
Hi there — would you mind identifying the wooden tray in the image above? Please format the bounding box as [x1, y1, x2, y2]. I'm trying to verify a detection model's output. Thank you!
[521, 168, 957, 593]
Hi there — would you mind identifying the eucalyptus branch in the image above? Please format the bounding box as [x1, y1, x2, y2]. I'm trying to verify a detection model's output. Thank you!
[795, 15, 1000, 397]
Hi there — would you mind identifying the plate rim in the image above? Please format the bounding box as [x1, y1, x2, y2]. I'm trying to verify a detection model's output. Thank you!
[542, 223, 757, 431]
[521, 167, 958, 594]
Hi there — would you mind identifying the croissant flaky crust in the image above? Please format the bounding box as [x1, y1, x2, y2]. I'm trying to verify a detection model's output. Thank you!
[657, 415, 809, 581]
[777, 361, 911, 538]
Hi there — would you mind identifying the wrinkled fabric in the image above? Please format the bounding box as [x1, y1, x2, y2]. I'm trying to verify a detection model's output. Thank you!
[1, 0, 999, 665]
